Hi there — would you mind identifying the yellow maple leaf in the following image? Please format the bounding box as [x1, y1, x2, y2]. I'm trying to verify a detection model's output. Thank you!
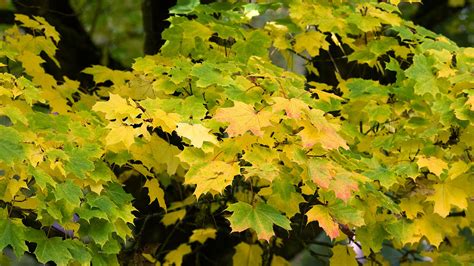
[184, 161, 240, 198]
[164, 244, 191, 266]
[93, 93, 142, 121]
[330, 245, 358, 266]
[189, 228, 217, 244]
[271, 97, 309, 119]
[232, 242, 263, 266]
[298, 110, 348, 150]
[176, 123, 217, 148]
[130, 135, 181, 175]
[144, 178, 166, 211]
[417, 156, 448, 176]
[399, 196, 424, 219]
[293, 31, 329, 57]
[147, 109, 181, 133]
[306, 205, 340, 239]
[105, 122, 138, 149]
[214, 101, 272, 137]
[426, 177, 470, 217]
[162, 209, 186, 226]
[414, 213, 448, 247]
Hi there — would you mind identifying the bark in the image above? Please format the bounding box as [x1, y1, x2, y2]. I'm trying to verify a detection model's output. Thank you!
[142, 0, 177, 55]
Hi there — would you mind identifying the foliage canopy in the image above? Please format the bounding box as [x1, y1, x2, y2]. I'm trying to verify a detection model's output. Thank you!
[0, 0, 473, 265]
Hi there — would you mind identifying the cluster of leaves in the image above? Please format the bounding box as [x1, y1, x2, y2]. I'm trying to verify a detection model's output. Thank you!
[0, 15, 134, 265]
[0, 0, 473, 265]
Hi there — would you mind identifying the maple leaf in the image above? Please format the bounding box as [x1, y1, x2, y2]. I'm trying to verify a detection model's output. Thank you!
[0, 126, 25, 165]
[146, 109, 181, 133]
[105, 122, 141, 149]
[416, 156, 448, 176]
[330, 245, 358, 266]
[35, 237, 74, 265]
[426, 177, 470, 217]
[144, 178, 167, 211]
[162, 209, 186, 226]
[308, 159, 359, 202]
[232, 242, 263, 266]
[385, 219, 419, 246]
[298, 110, 348, 150]
[214, 101, 273, 137]
[184, 161, 240, 198]
[414, 213, 447, 247]
[266, 179, 305, 218]
[92, 93, 141, 121]
[293, 31, 329, 57]
[83, 65, 134, 85]
[189, 228, 217, 244]
[306, 205, 340, 239]
[271, 97, 309, 119]
[176, 123, 218, 148]
[399, 196, 424, 219]
[226, 201, 291, 241]
[164, 243, 191, 266]
[0, 219, 28, 258]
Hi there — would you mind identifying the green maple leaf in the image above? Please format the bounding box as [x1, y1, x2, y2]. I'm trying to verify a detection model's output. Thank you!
[267, 179, 305, 218]
[64, 148, 95, 179]
[0, 219, 28, 258]
[226, 201, 291, 241]
[54, 180, 82, 206]
[63, 239, 92, 265]
[79, 218, 114, 247]
[0, 126, 25, 164]
[35, 237, 73, 265]
[405, 54, 439, 96]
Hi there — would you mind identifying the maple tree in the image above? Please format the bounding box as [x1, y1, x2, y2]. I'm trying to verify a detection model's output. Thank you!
[0, 0, 473, 265]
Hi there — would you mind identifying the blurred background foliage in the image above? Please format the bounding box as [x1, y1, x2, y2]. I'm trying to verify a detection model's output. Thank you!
[69, 0, 144, 66]
[1, 0, 471, 68]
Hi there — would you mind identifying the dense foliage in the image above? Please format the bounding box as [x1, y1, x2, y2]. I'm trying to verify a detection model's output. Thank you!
[0, 0, 473, 265]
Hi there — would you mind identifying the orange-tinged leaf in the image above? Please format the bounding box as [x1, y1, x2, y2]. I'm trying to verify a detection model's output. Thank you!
[330, 174, 359, 202]
[144, 178, 166, 211]
[308, 159, 358, 202]
[176, 123, 217, 148]
[214, 101, 272, 137]
[298, 112, 348, 150]
[306, 205, 340, 239]
[308, 160, 337, 189]
[271, 97, 309, 119]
